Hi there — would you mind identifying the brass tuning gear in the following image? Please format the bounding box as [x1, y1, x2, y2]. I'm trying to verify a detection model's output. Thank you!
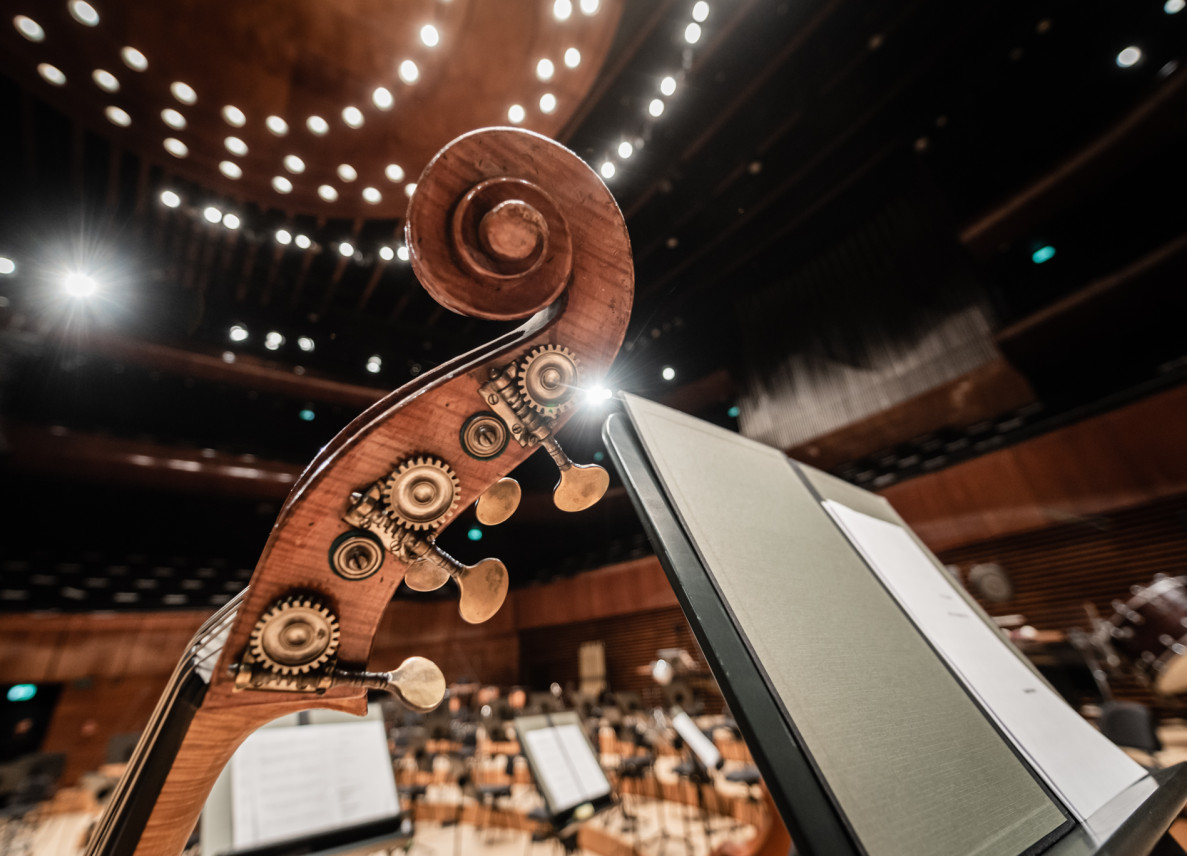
[341, 454, 511, 625]
[236, 593, 447, 713]
[478, 344, 609, 513]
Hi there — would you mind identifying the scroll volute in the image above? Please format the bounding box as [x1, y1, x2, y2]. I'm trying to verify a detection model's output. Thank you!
[204, 128, 634, 715]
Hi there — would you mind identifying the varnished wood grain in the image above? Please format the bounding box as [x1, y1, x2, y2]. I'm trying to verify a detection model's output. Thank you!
[99, 127, 634, 855]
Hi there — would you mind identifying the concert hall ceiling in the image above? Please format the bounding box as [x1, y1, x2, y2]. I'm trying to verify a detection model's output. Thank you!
[0, 0, 1184, 612]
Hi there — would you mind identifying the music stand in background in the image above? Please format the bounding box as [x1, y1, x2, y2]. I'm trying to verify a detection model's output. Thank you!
[514, 711, 614, 851]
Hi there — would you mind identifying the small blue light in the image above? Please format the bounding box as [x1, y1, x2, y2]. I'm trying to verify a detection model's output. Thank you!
[727, 405, 740, 418]
[467, 527, 483, 542]
[7, 684, 37, 702]
[1031, 245, 1056, 264]
[593, 451, 605, 462]
[298, 408, 315, 422]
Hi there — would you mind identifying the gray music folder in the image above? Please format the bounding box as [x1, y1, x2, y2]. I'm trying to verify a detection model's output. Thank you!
[603, 394, 1187, 856]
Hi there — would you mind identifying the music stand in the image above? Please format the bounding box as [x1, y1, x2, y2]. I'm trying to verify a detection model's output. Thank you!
[514, 710, 614, 849]
[604, 395, 1187, 856]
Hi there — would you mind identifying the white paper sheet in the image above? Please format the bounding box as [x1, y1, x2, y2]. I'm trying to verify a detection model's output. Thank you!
[229, 719, 400, 849]
[823, 500, 1146, 821]
[523, 724, 610, 812]
[670, 711, 722, 770]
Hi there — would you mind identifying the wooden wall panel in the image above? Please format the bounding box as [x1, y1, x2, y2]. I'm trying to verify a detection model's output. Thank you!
[883, 383, 1187, 552]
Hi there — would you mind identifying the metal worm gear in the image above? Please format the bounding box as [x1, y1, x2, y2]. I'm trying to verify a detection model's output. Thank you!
[517, 344, 581, 416]
[381, 455, 460, 531]
[249, 594, 341, 676]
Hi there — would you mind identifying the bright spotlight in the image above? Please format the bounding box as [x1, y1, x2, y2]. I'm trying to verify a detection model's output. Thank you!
[264, 331, 284, 351]
[297, 336, 315, 353]
[0, 257, 15, 276]
[203, 206, 222, 224]
[276, 229, 292, 245]
[64, 272, 98, 297]
[379, 246, 394, 261]
[587, 385, 614, 404]
[160, 190, 181, 208]
[396, 245, 410, 262]
[366, 355, 382, 374]
[661, 365, 676, 381]
[338, 241, 354, 258]
[229, 324, 248, 342]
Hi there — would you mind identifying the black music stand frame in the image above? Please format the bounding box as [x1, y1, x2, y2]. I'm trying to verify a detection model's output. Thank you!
[603, 410, 1187, 856]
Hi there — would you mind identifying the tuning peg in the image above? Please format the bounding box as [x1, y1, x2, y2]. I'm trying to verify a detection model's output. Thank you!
[332, 656, 446, 713]
[540, 435, 609, 512]
[403, 539, 509, 624]
[476, 477, 521, 525]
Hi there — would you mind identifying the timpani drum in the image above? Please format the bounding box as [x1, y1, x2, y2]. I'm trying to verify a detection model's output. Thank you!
[1109, 575, 1187, 695]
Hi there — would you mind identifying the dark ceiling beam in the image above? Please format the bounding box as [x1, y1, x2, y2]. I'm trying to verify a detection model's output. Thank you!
[959, 69, 1187, 259]
[70, 332, 386, 408]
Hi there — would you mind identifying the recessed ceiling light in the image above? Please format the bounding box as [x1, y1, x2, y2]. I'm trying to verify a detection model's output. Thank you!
[405, 183, 417, 198]
[366, 355, 382, 374]
[229, 324, 248, 342]
[266, 115, 288, 136]
[319, 184, 339, 202]
[0, 257, 15, 275]
[93, 69, 119, 92]
[14, 16, 45, 42]
[421, 24, 439, 47]
[508, 104, 525, 124]
[161, 108, 185, 130]
[553, 0, 572, 21]
[660, 75, 677, 96]
[580, 0, 599, 14]
[648, 98, 665, 118]
[170, 81, 197, 105]
[618, 141, 633, 159]
[105, 105, 131, 127]
[564, 48, 581, 68]
[307, 115, 329, 135]
[692, 1, 710, 22]
[160, 190, 181, 208]
[276, 229, 292, 245]
[297, 336, 315, 352]
[203, 206, 222, 224]
[337, 164, 358, 183]
[539, 93, 557, 114]
[38, 63, 66, 86]
[1167, 0, 1185, 13]
[362, 187, 381, 204]
[379, 246, 394, 261]
[338, 241, 354, 257]
[264, 331, 284, 350]
[397, 245, 410, 261]
[64, 272, 98, 296]
[537, 58, 555, 81]
[120, 46, 147, 71]
[685, 22, 702, 44]
[600, 161, 615, 179]
[272, 176, 293, 194]
[223, 213, 241, 230]
[399, 60, 419, 84]
[1116, 46, 1142, 68]
[383, 163, 403, 182]
[294, 233, 311, 249]
[224, 136, 247, 156]
[68, 1, 99, 27]
[164, 138, 188, 158]
[219, 160, 242, 179]
[342, 106, 364, 128]
[372, 86, 394, 110]
[284, 154, 305, 174]
[662, 366, 676, 381]
[222, 105, 246, 127]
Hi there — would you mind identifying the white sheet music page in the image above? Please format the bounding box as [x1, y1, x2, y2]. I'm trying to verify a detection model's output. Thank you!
[523, 724, 610, 812]
[229, 719, 400, 849]
[823, 500, 1146, 821]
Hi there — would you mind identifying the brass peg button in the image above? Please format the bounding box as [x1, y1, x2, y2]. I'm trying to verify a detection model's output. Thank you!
[455, 557, 509, 625]
[476, 477, 521, 525]
[554, 462, 610, 512]
[404, 561, 451, 592]
[333, 656, 446, 713]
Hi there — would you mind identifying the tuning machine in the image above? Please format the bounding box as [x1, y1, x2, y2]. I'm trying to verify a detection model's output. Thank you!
[341, 454, 510, 625]
[476, 343, 609, 513]
[234, 593, 447, 712]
